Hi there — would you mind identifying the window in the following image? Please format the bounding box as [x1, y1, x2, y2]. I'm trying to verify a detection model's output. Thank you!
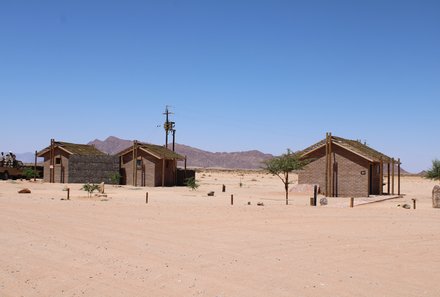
[55, 157, 61, 165]
[136, 159, 142, 169]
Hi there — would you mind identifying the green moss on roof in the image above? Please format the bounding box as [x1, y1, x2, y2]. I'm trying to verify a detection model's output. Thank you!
[139, 143, 183, 159]
[301, 136, 392, 163]
[56, 142, 106, 155]
[38, 141, 106, 156]
[117, 142, 183, 160]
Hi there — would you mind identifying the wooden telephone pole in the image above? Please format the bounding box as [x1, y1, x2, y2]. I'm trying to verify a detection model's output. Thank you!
[325, 132, 333, 197]
[163, 106, 176, 151]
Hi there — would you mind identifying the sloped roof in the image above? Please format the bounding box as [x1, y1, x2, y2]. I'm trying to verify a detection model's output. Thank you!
[37, 141, 106, 157]
[117, 142, 184, 160]
[300, 135, 393, 163]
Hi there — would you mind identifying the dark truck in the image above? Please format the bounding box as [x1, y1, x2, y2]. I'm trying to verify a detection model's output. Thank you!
[0, 162, 24, 180]
[0, 152, 25, 180]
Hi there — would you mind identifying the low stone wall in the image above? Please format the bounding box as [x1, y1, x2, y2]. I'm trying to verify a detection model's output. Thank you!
[68, 155, 119, 184]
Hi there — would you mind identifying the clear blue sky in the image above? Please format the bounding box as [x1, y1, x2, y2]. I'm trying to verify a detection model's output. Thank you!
[1, 0, 439, 172]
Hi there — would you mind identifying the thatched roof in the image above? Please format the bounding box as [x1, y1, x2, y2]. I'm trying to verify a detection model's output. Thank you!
[37, 141, 106, 157]
[117, 142, 184, 160]
[300, 135, 393, 163]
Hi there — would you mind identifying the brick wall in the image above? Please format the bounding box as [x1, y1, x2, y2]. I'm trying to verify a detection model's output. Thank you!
[298, 155, 326, 193]
[298, 144, 371, 197]
[333, 150, 369, 197]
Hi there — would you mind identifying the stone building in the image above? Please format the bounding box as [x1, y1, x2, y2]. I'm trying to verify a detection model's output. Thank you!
[37, 140, 119, 184]
[298, 134, 401, 197]
[117, 141, 184, 187]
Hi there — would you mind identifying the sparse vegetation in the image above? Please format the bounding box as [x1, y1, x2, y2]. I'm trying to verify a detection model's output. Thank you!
[185, 177, 199, 190]
[23, 168, 39, 180]
[425, 159, 440, 182]
[109, 172, 121, 185]
[82, 183, 100, 198]
[263, 149, 311, 205]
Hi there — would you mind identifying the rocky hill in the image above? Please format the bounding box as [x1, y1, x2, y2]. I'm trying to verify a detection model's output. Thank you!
[88, 136, 273, 170]
[88, 136, 133, 155]
[174, 143, 273, 169]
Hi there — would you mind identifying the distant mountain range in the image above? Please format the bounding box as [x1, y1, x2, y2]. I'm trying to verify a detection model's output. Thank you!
[88, 136, 273, 170]
[14, 136, 416, 173]
[383, 164, 410, 175]
[15, 152, 40, 164]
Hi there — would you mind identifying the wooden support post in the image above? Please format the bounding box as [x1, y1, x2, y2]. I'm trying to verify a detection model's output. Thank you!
[50, 138, 55, 183]
[34, 150, 37, 181]
[325, 133, 329, 197]
[132, 141, 136, 186]
[387, 162, 390, 194]
[350, 197, 354, 208]
[392, 158, 395, 195]
[162, 159, 165, 187]
[184, 156, 187, 180]
[231, 194, 234, 205]
[328, 133, 332, 197]
[313, 185, 318, 206]
[135, 141, 138, 186]
[398, 158, 401, 196]
[49, 139, 52, 183]
[222, 184, 226, 192]
[60, 155, 64, 184]
[146, 192, 149, 204]
[67, 188, 70, 200]
[333, 153, 338, 197]
[379, 157, 383, 195]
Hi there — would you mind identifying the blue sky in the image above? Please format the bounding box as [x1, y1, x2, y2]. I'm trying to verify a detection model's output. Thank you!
[1, 0, 439, 172]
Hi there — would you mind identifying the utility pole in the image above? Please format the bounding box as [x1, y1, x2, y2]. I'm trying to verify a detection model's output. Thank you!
[163, 106, 176, 151]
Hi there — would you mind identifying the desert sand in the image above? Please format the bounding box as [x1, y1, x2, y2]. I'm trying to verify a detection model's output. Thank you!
[0, 171, 439, 297]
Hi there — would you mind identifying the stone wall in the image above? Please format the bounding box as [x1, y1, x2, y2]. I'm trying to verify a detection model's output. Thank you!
[68, 155, 119, 184]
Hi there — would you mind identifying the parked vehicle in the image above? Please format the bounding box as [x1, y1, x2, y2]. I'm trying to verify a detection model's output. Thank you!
[0, 152, 24, 180]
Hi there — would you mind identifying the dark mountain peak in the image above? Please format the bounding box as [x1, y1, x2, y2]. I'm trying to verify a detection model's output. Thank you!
[88, 136, 133, 155]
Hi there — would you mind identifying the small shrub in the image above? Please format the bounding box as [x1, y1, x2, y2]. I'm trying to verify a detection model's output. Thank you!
[109, 172, 121, 185]
[82, 183, 100, 198]
[23, 168, 39, 180]
[425, 159, 440, 182]
[185, 177, 199, 190]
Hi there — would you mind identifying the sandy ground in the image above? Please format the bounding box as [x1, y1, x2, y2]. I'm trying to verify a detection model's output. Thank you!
[0, 171, 439, 297]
